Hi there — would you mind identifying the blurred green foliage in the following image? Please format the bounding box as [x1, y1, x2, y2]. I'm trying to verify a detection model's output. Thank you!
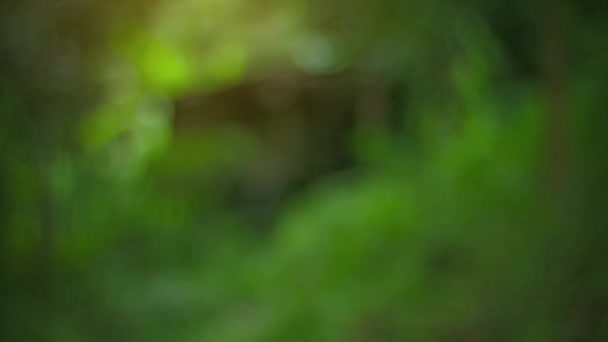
[1, 0, 607, 341]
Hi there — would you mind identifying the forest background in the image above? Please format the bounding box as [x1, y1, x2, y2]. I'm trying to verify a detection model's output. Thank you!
[0, 0, 607, 340]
